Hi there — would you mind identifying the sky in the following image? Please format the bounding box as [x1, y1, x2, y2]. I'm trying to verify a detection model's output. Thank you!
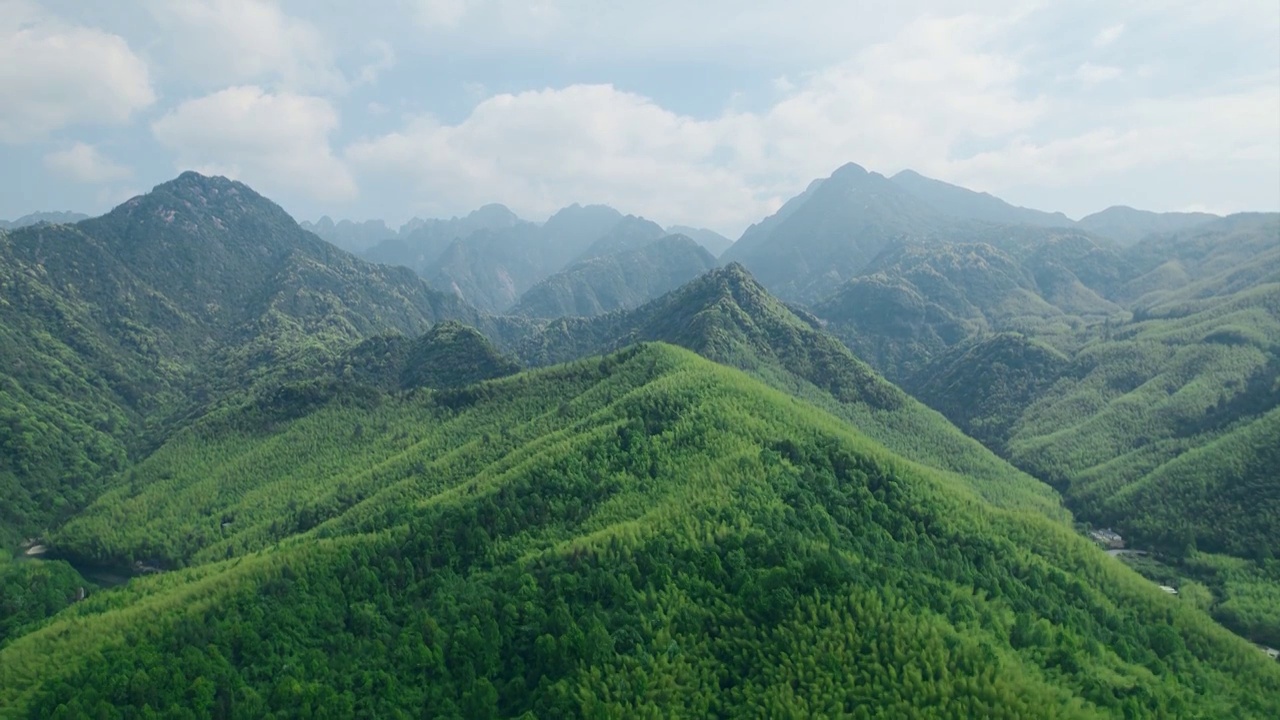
[1, 0, 1278, 237]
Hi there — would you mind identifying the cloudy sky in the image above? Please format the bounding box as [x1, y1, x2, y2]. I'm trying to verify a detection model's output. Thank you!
[2, 0, 1277, 235]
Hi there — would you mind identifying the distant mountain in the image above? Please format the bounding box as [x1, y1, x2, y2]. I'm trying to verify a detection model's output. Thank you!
[0, 171, 487, 542]
[668, 224, 734, 256]
[0, 211, 89, 230]
[891, 214, 1280, 568]
[511, 234, 716, 317]
[890, 170, 1074, 228]
[721, 163, 947, 301]
[426, 225, 548, 313]
[360, 203, 630, 313]
[1118, 213, 1280, 309]
[361, 203, 528, 277]
[574, 215, 666, 261]
[1076, 205, 1218, 246]
[811, 230, 1128, 382]
[299, 217, 395, 253]
[538, 203, 626, 269]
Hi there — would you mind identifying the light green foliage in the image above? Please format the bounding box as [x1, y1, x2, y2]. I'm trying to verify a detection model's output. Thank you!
[3, 344, 1277, 717]
[518, 264, 1066, 520]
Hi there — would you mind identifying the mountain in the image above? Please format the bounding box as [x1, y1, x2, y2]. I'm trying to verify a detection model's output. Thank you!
[0, 211, 89, 230]
[910, 333, 1073, 454]
[511, 234, 717, 317]
[891, 170, 1074, 228]
[8, 343, 1277, 717]
[667, 224, 734, 256]
[574, 215, 666, 261]
[426, 225, 549, 313]
[299, 217, 395, 253]
[1077, 206, 1218, 246]
[517, 263, 1065, 520]
[335, 321, 521, 392]
[361, 204, 631, 313]
[538, 203, 627, 269]
[721, 163, 948, 301]
[1119, 213, 1280, 309]
[361, 204, 528, 278]
[896, 216, 1280, 643]
[0, 172, 488, 544]
[811, 230, 1129, 382]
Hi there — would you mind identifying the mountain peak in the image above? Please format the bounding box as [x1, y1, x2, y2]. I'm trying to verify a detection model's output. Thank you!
[830, 162, 870, 179]
[468, 203, 520, 225]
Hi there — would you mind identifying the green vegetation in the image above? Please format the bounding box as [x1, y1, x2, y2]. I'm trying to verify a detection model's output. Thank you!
[1007, 283, 1280, 558]
[0, 552, 87, 647]
[338, 321, 521, 392]
[3, 170, 1276, 716]
[0, 172, 492, 544]
[518, 264, 1066, 519]
[1117, 551, 1280, 648]
[4, 345, 1278, 717]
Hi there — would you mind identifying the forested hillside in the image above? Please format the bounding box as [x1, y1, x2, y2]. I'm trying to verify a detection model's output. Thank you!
[518, 264, 1066, 519]
[5, 345, 1277, 718]
[0, 173, 490, 545]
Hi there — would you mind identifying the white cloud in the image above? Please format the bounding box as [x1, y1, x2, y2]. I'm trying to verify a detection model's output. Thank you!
[942, 78, 1280, 214]
[347, 84, 767, 232]
[356, 40, 396, 85]
[1074, 62, 1123, 87]
[348, 13, 1044, 233]
[43, 143, 133, 183]
[0, 1, 154, 143]
[149, 0, 342, 92]
[1094, 23, 1125, 47]
[414, 0, 468, 29]
[153, 86, 357, 203]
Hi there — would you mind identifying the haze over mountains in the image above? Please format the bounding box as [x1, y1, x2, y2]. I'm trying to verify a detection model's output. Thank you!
[1, 164, 1277, 717]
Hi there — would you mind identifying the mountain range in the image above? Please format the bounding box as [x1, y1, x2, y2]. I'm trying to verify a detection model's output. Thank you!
[1, 167, 1276, 717]
[0, 211, 90, 230]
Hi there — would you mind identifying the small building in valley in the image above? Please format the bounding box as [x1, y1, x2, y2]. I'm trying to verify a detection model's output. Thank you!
[1089, 528, 1125, 549]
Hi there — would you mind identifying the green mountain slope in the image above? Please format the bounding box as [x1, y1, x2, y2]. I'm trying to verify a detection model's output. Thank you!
[910, 333, 1073, 454]
[5, 344, 1277, 717]
[511, 234, 717, 317]
[335, 321, 521, 392]
[812, 232, 1128, 382]
[1006, 282, 1280, 557]
[0, 173, 487, 544]
[518, 264, 1066, 519]
[1119, 214, 1280, 310]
